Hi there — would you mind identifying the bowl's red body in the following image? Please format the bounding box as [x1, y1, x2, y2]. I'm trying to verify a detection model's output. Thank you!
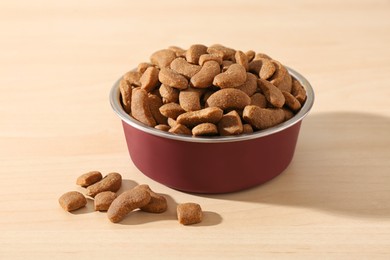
[122, 120, 302, 193]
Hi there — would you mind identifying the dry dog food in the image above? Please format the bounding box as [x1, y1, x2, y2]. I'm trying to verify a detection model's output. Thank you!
[107, 186, 151, 223]
[137, 184, 168, 213]
[86, 172, 122, 198]
[58, 191, 87, 212]
[59, 172, 204, 225]
[76, 171, 102, 187]
[177, 203, 203, 225]
[119, 44, 307, 136]
[94, 191, 117, 211]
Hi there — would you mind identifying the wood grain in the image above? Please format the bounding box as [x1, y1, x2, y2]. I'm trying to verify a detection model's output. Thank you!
[1, 0, 390, 259]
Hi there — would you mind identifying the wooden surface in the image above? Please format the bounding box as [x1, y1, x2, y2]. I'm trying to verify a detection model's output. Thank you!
[1, 0, 390, 259]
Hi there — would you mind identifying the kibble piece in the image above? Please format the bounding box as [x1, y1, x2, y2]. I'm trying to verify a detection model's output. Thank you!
[250, 93, 267, 108]
[177, 203, 203, 225]
[198, 54, 223, 66]
[140, 66, 160, 92]
[159, 68, 188, 90]
[76, 171, 103, 187]
[94, 191, 117, 211]
[254, 53, 272, 60]
[119, 79, 132, 114]
[248, 59, 275, 80]
[159, 84, 179, 104]
[186, 44, 208, 64]
[137, 62, 153, 73]
[179, 87, 202, 112]
[291, 78, 307, 105]
[190, 61, 221, 88]
[282, 91, 302, 112]
[217, 110, 243, 136]
[170, 58, 201, 78]
[283, 108, 294, 121]
[150, 49, 176, 68]
[107, 188, 151, 223]
[59, 191, 87, 212]
[148, 94, 167, 124]
[86, 172, 122, 198]
[257, 78, 285, 108]
[245, 50, 256, 62]
[243, 106, 285, 130]
[176, 107, 223, 127]
[137, 185, 168, 213]
[167, 117, 177, 128]
[235, 50, 249, 71]
[155, 124, 170, 131]
[237, 73, 258, 96]
[242, 124, 254, 134]
[131, 88, 157, 127]
[207, 44, 236, 60]
[123, 71, 142, 87]
[168, 46, 186, 57]
[213, 64, 247, 88]
[168, 124, 192, 135]
[221, 60, 233, 72]
[192, 123, 218, 136]
[159, 103, 185, 119]
[206, 88, 251, 111]
[269, 60, 292, 93]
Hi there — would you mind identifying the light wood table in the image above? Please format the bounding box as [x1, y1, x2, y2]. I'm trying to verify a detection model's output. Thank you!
[1, 1, 390, 259]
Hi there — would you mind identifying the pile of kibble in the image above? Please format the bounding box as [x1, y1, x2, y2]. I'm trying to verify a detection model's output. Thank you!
[119, 44, 306, 136]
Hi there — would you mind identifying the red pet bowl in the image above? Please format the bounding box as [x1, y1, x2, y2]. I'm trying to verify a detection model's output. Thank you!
[110, 67, 314, 194]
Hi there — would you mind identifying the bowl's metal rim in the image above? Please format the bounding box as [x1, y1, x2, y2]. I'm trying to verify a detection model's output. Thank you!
[110, 67, 315, 143]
